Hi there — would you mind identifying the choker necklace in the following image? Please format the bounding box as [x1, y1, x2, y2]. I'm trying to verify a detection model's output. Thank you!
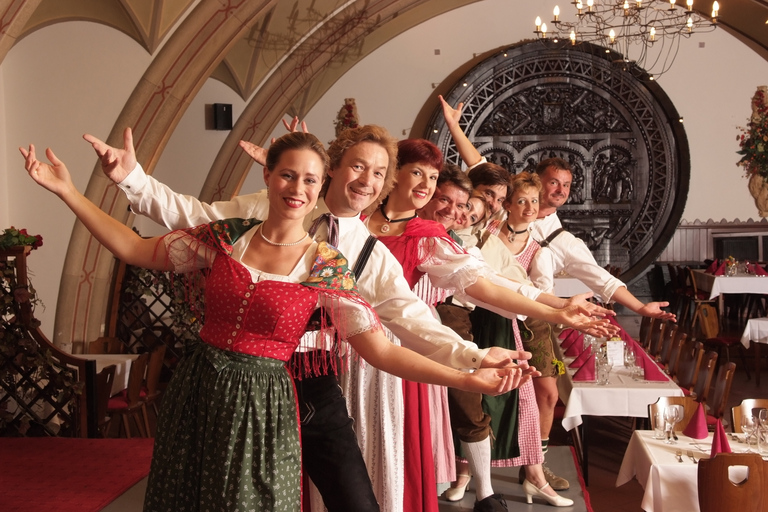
[379, 208, 417, 233]
[260, 226, 309, 247]
[506, 223, 529, 243]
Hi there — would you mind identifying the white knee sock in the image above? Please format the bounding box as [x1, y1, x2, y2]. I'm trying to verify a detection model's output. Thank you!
[462, 438, 494, 501]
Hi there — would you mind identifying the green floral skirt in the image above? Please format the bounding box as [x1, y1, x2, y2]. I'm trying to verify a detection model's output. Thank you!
[144, 342, 301, 512]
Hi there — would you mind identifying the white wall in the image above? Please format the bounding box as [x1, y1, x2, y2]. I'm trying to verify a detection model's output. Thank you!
[2, 0, 767, 338]
[2, 22, 150, 334]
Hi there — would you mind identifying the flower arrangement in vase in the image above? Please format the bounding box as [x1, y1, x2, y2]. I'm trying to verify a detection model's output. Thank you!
[737, 86, 768, 216]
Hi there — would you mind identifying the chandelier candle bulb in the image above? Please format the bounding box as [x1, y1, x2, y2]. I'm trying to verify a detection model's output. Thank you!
[570, 30, 577, 44]
[554, 5, 560, 22]
[609, 29, 616, 44]
[650, 26, 656, 41]
[712, 1, 719, 18]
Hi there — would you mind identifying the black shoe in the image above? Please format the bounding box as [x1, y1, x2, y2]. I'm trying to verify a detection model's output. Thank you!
[473, 493, 508, 512]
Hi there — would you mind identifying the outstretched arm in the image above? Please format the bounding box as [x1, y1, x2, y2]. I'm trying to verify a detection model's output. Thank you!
[19, 144, 170, 270]
[611, 287, 676, 321]
[464, 277, 617, 337]
[347, 328, 528, 395]
[439, 95, 483, 167]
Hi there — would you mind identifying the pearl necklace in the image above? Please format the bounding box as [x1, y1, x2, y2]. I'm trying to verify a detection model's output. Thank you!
[506, 223, 529, 243]
[260, 226, 309, 246]
[379, 208, 417, 234]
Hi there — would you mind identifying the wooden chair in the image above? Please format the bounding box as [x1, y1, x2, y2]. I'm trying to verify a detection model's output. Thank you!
[691, 350, 718, 402]
[731, 398, 768, 433]
[95, 364, 116, 437]
[141, 344, 167, 433]
[87, 336, 124, 354]
[688, 266, 719, 333]
[107, 352, 150, 438]
[648, 395, 699, 432]
[675, 341, 705, 394]
[638, 316, 656, 352]
[647, 319, 667, 359]
[663, 329, 687, 377]
[698, 302, 751, 379]
[656, 322, 677, 363]
[698, 453, 768, 512]
[705, 362, 737, 429]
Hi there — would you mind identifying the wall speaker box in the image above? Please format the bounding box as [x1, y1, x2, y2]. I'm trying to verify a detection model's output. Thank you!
[213, 103, 232, 130]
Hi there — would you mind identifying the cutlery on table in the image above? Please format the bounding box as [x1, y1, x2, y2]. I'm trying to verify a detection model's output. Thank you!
[675, 450, 684, 463]
[687, 450, 697, 464]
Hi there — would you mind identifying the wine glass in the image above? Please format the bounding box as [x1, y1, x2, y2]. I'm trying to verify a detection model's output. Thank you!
[664, 405, 682, 444]
[742, 415, 758, 450]
[757, 408, 768, 428]
[624, 345, 636, 370]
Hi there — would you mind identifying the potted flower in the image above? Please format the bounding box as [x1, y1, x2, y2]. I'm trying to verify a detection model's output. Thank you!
[737, 86, 768, 216]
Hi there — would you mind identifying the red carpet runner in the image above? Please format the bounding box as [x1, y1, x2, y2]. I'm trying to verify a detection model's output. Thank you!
[1, 437, 154, 512]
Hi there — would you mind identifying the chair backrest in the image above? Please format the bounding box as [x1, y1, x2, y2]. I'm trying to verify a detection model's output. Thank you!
[88, 336, 124, 354]
[648, 395, 699, 431]
[648, 319, 667, 358]
[658, 323, 678, 363]
[667, 264, 678, 290]
[676, 341, 705, 391]
[707, 362, 736, 421]
[732, 398, 768, 433]
[675, 265, 689, 290]
[145, 344, 167, 397]
[692, 350, 718, 402]
[639, 316, 656, 351]
[698, 453, 768, 512]
[699, 303, 720, 339]
[666, 330, 688, 378]
[125, 352, 150, 406]
[95, 364, 116, 430]
[688, 266, 701, 296]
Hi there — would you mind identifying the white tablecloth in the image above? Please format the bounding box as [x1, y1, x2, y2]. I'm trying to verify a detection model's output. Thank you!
[617, 430, 712, 512]
[555, 343, 684, 431]
[692, 269, 768, 300]
[741, 317, 768, 349]
[72, 353, 139, 395]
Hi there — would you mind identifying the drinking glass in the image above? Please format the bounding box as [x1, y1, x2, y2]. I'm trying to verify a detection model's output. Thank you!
[758, 408, 768, 428]
[758, 424, 768, 459]
[597, 362, 612, 386]
[742, 415, 758, 449]
[652, 411, 666, 439]
[664, 405, 682, 444]
[624, 345, 636, 371]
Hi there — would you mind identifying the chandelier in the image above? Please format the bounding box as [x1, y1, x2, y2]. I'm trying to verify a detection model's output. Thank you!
[534, 1, 721, 79]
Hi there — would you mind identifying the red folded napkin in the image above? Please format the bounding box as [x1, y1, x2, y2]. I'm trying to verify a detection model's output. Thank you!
[710, 420, 732, 457]
[564, 336, 587, 357]
[682, 402, 708, 439]
[755, 265, 768, 276]
[643, 357, 668, 381]
[559, 329, 577, 341]
[569, 345, 593, 368]
[705, 259, 719, 273]
[572, 352, 596, 381]
[560, 331, 582, 351]
[713, 262, 726, 276]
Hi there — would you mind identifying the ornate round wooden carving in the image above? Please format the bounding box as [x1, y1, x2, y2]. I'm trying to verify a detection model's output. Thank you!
[426, 41, 689, 284]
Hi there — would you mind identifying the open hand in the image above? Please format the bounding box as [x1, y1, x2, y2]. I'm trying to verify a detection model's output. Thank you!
[466, 367, 524, 395]
[83, 127, 136, 184]
[565, 292, 616, 317]
[19, 145, 74, 198]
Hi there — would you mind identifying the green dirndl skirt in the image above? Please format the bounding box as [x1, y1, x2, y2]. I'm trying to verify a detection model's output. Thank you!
[143, 341, 301, 512]
[468, 307, 520, 460]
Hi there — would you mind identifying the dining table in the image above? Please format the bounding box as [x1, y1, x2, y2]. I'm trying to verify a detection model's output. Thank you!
[72, 353, 139, 396]
[554, 336, 684, 483]
[741, 317, 768, 386]
[617, 430, 750, 512]
[691, 268, 768, 318]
